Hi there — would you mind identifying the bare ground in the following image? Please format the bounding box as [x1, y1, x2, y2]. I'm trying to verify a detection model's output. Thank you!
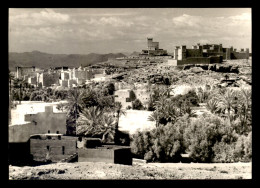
[9, 161, 251, 180]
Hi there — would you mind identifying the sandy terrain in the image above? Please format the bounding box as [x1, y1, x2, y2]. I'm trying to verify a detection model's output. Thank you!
[9, 161, 251, 180]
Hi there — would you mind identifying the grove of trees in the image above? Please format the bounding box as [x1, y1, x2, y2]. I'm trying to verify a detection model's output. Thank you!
[131, 86, 252, 163]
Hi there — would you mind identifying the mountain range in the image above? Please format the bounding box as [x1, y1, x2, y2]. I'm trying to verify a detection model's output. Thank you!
[8, 51, 127, 71]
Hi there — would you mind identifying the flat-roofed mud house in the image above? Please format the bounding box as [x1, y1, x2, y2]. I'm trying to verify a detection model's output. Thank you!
[8, 105, 77, 164]
[30, 134, 77, 163]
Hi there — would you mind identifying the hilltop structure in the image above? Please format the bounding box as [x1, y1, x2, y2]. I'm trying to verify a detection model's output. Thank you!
[169, 43, 249, 66]
[140, 38, 168, 56]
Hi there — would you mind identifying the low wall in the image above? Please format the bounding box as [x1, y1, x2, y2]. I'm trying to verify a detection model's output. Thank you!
[78, 148, 114, 163]
[209, 56, 223, 63]
[166, 59, 177, 66]
[78, 146, 132, 165]
[177, 57, 210, 65]
[231, 52, 249, 59]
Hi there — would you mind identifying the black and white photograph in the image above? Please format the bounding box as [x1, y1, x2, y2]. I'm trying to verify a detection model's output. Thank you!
[8, 8, 252, 180]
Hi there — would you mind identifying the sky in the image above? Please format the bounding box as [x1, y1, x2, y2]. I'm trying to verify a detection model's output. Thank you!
[9, 8, 252, 54]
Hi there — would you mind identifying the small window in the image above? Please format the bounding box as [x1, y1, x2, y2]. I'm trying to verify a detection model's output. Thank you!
[62, 146, 65, 155]
[48, 130, 50, 133]
[47, 136, 51, 139]
[47, 146, 50, 150]
[56, 131, 59, 134]
[58, 136, 61, 140]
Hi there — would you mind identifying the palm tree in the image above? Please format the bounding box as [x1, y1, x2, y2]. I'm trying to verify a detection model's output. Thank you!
[206, 98, 219, 114]
[77, 106, 117, 143]
[114, 102, 126, 123]
[76, 106, 103, 136]
[149, 96, 181, 126]
[9, 70, 14, 95]
[66, 88, 84, 119]
[13, 78, 27, 104]
[148, 110, 160, 127]
[65, 88, 84, 135]
[99, 114, 117, 143]
[160, 86, 172, 97]
[237, 88, 251, 133]
[154, 95, 169, 112]
[113, 102, 126, 144]
[216, 89, 238, 120]
[181, 103, 197, 119]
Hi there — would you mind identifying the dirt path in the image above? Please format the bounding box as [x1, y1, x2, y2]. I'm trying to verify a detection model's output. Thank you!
[9, 162, 251, 180]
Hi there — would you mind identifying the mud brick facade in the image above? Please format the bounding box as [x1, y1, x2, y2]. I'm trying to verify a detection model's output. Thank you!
[30, 135, 77, 162]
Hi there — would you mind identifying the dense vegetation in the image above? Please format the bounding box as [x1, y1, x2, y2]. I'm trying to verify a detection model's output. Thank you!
[131, 86, 251, 163]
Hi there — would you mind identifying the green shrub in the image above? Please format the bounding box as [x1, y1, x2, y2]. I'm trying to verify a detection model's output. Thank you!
[212, 141, 236, 163]
[233, 132, 252, 162]
[183, 114, 224, 162]
[130, 123, 186, 162]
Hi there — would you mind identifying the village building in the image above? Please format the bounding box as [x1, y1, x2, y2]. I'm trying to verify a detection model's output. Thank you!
[30, 134, 77, 163]
[168, 43, 249, 66]
[9, 105, 67, 143]
[15, 66, 38, 79]
[9, 101, 133, 165]
[140, 38, 168, 56]
[15, 65, 108, 88]
[114, 89, 150, 109]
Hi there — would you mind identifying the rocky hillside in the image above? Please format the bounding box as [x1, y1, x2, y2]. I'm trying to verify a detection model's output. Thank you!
[8, 51, 126, 71]
[9, 161, 251, 180]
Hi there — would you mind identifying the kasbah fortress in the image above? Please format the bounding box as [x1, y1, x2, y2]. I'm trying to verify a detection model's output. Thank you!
[9, 37, 250, 166]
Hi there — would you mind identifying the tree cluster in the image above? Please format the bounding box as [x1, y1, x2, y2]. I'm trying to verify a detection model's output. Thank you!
[131, 86, 251, 163]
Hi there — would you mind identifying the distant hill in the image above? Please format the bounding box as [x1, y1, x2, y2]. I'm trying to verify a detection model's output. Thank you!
[121, 51, 140, 57]
[130, 51, 140, 56]
[8, 51, 126, 71]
